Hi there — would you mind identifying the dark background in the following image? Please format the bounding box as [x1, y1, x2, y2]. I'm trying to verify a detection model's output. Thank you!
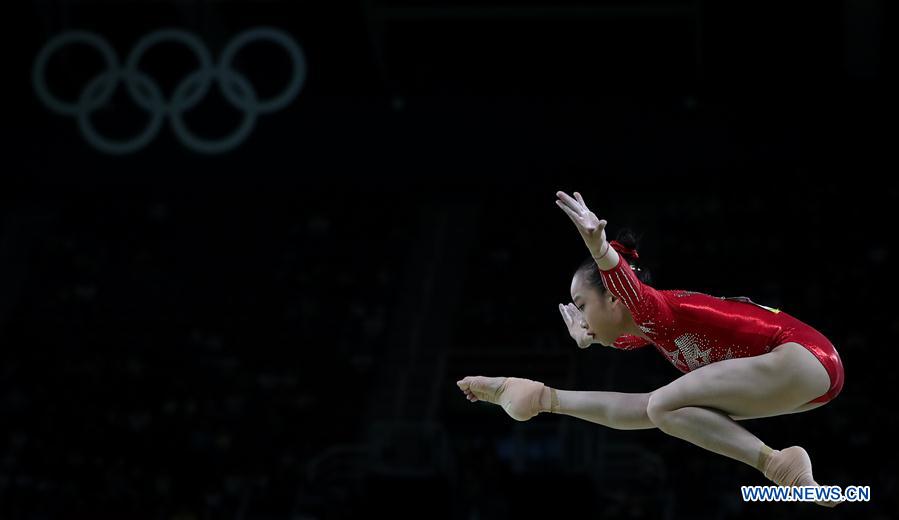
[3, 0, 896, 518]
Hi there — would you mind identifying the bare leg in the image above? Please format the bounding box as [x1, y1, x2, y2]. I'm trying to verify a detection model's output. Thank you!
[645, 343, 831, 469]
[550, 390, 654, 430]
[549, 389, 826, 431]
[648, 405, 766, 466]
[644, 343, 841, 506]
[459, 359, 828, 432]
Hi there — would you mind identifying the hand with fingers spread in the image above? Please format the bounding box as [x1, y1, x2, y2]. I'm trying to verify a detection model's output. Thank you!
[555, 191, 608, 259]
[559, 303, 596, 349]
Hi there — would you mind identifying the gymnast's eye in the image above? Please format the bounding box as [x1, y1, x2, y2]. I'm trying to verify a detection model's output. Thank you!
[578, 304, 585, 312]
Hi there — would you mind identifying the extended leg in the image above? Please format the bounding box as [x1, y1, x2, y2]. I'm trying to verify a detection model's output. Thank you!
[457, 364, 826, 431]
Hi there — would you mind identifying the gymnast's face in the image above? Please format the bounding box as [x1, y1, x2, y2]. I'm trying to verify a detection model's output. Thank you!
[570, 271, 626, 347]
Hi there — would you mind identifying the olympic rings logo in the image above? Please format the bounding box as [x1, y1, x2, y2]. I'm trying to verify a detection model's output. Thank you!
[33, 27, 306, 154]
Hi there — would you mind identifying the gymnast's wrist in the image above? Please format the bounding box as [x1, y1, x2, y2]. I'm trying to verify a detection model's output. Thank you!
[591, 241, 610, 262]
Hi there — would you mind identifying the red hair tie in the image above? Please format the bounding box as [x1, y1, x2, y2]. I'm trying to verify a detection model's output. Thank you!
[609, 240, 640, 261]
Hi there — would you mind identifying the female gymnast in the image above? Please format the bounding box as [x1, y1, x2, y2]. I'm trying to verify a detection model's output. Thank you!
[457, 190, 844, 507]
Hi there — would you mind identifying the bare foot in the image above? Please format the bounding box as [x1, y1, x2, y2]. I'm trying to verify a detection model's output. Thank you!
[456, 376, 546, 421]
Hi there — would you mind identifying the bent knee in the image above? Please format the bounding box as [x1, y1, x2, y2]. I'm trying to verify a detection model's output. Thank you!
[645, 378, 714, 426]
[646, 390, 678, 429]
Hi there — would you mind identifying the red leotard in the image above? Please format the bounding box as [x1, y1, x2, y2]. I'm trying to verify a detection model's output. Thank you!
[602, 254, 844, 404]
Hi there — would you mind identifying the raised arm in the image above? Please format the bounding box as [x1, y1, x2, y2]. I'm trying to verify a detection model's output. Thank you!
[556, 190, 669, 328]
[555, 191, 620, 271]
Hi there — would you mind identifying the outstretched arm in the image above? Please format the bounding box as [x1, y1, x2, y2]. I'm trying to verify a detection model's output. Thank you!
[556, 190, 669, 326]
[555, 191, 620, 271]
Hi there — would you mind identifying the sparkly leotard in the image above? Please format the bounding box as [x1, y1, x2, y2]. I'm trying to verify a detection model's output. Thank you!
[603, 255, 843, 404]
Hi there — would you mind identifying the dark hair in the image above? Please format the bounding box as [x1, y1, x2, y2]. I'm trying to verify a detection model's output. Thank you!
[576, 229, 652, 294]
